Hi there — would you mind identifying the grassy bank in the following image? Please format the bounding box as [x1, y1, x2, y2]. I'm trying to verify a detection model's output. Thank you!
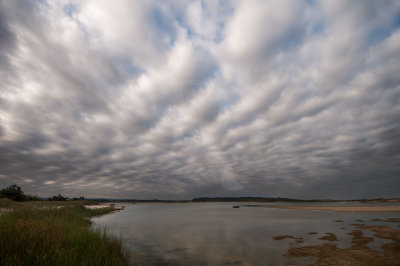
[0, 199, 131, 266]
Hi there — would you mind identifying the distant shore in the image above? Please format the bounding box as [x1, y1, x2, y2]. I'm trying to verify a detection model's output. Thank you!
[245, 205, 400, 212]
[92, 196, 400, 203]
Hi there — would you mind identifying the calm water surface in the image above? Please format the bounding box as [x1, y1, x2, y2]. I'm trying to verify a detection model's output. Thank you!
[92, 202, 400, 265]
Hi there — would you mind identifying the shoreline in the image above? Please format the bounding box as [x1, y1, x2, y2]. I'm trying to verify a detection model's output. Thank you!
[245, 205, 400, 212]
[84, 204, 125, 211]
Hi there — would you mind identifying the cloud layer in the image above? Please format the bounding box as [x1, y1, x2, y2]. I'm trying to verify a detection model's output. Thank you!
[1, 0, 400, 199]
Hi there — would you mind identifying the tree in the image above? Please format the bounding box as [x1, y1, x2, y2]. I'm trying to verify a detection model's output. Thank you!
[0, 184, 27, 201]
[48, 194, 68, 201]
[72, 196, 85, 201]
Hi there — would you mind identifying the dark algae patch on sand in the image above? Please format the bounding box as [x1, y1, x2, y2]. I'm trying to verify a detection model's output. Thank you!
[0, 200, 131, 266]
[351, 223, 400, 240]
[318, 233, 338, 241]
[273, 235, 298, 240]
[273, 235, 304, 242]
[347, 230, 374, 246]
[385, 218, 400, 223]
[274, 218, 400, 266]
[285, 243, 385, 266]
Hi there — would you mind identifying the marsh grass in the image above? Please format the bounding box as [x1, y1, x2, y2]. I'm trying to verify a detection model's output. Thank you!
[0, 198, 19, 209]
[0, 200, 132, 266]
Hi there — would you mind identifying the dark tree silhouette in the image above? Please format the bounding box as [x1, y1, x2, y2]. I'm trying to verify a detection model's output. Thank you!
[48, 194, 68, 201]
[72, 196, 85, 201]
[0, 184, 26, 201]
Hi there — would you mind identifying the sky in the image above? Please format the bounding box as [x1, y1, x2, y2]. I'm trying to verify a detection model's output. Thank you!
[0, 0, 400, 200]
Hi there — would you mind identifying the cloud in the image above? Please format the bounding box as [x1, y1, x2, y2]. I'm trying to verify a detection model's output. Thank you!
[0, 0, 399, 199]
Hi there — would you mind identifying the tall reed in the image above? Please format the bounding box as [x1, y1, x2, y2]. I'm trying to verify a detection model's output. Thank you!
[0, 203, 131, 266]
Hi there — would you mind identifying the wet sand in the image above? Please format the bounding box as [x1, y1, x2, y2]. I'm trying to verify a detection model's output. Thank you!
[273, 218, 400, 266]
[254, 205, 400, 212]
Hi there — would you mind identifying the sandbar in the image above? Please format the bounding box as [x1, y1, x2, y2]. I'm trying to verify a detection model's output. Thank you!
[250, 205, 400, 212]
[84, 204, 125, 210]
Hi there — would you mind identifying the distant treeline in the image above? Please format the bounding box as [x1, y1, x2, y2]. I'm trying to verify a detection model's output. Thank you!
[190, 197, 350, 202]
[0, 184, 85, 202]
[192, 197, 311, 202]
[2, 183, 399, 203]
[90, 196, 314, 203]
[92, 198, 191, 203]
[90, 196, 400, 203]
[48, 194, 85, 201]
[191, 197, 400, 203]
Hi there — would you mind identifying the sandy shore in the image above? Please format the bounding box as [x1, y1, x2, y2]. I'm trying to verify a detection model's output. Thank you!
[250, 205, 400, 212]
[84, 204, 125, 210]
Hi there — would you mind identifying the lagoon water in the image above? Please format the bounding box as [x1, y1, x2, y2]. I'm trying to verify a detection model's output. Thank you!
[92, 202, 400, 265]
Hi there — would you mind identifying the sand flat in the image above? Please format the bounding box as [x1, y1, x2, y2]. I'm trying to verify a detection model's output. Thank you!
[278, 221, 400, 265]
[83, 204, 110, 209]
[84, 204, 125, 210]
[258, 205, 400, 212]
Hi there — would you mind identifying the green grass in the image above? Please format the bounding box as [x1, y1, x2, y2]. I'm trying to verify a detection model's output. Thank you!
[0, 200, 132, 266]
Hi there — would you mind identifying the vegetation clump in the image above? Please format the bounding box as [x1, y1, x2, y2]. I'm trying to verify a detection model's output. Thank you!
[0, 201, 131, 266]
[48, 194, 69, 201]
[0, 184, 39, 201]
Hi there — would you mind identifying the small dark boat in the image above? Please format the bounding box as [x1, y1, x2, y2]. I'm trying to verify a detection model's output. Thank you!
[233, 205, 240, 208]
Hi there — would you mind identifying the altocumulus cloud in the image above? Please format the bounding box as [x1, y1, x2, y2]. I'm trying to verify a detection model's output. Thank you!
[0, 0, 400, 199]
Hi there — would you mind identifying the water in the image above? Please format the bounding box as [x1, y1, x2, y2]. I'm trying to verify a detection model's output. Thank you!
[92, 202, 400, 265]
